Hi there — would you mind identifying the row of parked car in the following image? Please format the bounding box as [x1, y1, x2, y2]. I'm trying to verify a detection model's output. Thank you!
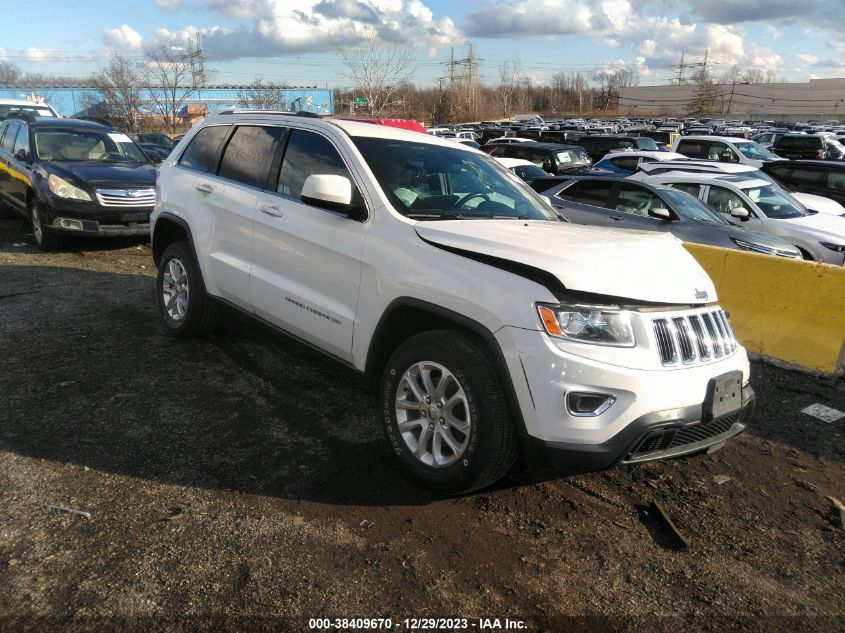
[473, 130, 845, 265]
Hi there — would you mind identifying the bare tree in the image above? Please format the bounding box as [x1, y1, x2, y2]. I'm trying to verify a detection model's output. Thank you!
[594, 69, 638, 111]
[0, 61, 22, 86]
[497, 57, 521, 116]
[237, 78, 288, 110]
[718, 65, 742, 85]
[741, 68, 766, 84]
[335, 28, 416, 117]
[138, 40, 213, 134]
[87, 53, 144, 131]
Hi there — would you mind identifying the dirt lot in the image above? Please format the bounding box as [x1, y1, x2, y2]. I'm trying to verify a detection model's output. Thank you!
[1, 204, 844, 632]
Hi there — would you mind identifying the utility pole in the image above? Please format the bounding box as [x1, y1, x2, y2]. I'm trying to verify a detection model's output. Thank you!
[673, 52, 686, 85]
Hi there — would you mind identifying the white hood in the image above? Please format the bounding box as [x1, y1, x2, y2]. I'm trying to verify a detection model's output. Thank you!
[780, 210, 845, 239]
[791, 192, 845, 217]
[415, 220, 717, 305]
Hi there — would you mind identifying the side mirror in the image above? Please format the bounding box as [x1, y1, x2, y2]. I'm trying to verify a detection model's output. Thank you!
[649, 206, 672, 220]
[14, 148, 29, 163]
[301, 174, 362, 218]
[148, 154, 163, 165]
[730, 207, 750, 219]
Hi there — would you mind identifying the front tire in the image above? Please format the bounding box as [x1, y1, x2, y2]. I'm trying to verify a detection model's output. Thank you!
[156, 241, 217, 337]
[381, 330, 518, 494]
[31, 201, 61, 251]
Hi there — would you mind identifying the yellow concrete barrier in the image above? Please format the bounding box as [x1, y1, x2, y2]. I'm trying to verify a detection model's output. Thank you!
[684, 243, 845, 375]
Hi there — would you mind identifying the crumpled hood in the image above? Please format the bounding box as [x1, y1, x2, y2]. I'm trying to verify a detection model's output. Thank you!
[415, 220, 717, 305]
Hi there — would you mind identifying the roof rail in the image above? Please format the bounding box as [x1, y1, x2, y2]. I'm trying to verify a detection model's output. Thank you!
[216, 109, 323, 119]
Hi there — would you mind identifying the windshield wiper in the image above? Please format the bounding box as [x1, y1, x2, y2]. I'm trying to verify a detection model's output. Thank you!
[405, 212, 466, 220]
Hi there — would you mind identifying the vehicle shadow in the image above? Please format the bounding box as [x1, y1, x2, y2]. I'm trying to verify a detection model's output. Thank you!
[0, 264, 842, 512]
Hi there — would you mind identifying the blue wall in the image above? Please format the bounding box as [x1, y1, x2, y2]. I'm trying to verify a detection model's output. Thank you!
[0, 86, 334, 117]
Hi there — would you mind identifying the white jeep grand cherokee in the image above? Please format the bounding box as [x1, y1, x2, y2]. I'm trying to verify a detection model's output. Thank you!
[151, 111, 755, 493]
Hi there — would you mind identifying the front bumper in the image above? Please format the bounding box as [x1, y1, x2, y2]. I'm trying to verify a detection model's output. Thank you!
[41, 197, 152, 237]
[522, 384, 754, 473]
[495, 325, 753, 474]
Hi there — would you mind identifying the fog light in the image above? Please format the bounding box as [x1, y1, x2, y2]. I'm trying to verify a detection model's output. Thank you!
[54, 218, 84, 231]
[566, 392, 615, 417]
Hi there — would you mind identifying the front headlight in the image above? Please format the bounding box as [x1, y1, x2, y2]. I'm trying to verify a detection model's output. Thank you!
[820, 241, 845, 253]
[537, 303, 635, 347]
[48, 174, 91, 201]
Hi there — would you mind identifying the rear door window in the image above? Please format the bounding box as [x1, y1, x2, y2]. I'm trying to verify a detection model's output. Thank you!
[787, 166, 823, 188]
[557, 180, 614, 208]
[610, 156, 639, 171]
[826, 171, 845, 191]
[178, 125, 230, 174]
[218, 125, 281, 189]
[670, 182, 702, 199]
[676, 140, 707, 159]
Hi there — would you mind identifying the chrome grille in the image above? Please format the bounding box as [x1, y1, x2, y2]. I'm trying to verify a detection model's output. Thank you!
[652, 309, 737, 366]
[95, 188, 156, 208]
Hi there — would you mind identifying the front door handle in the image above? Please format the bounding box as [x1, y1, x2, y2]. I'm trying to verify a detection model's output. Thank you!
[608, 216, 623, 221]
[195, 183, 214, 194]
[259, 204, 283, 217]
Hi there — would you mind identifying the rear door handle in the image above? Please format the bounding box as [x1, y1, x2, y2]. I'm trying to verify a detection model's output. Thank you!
[259, 204, 283, 217]
[195, 183, 214, 194]
[608, 216, 623, 221]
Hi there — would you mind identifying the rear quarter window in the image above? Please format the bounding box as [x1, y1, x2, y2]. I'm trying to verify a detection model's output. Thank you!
[178, 125, 230, 173]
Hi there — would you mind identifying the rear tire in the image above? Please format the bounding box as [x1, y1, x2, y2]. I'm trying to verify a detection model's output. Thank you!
[30, 201, 61, 251]
[156, 241, 217, 337]
[381, 329, 518, 494]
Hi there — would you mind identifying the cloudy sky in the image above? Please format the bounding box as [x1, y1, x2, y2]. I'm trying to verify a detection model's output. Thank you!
[3, 0, 845, 86]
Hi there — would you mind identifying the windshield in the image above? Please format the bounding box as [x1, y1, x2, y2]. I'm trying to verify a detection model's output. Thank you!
[353, 137, 557, 221]
[734, 142, 777, 160]
[742, 184, 808, 219]
[660, 188, 730, 224]
[34, 130, 148, 163]
[556, 148, 591, 167]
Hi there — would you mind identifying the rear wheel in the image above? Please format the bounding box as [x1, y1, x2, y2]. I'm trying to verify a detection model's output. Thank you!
[30, 201, 61, 251]
[381, 330, 518, 494]
[156, 241, 217, 337]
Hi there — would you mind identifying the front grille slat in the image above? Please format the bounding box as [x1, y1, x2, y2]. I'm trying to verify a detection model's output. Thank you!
[701, 312, 724, 358]
[653, 319, 677, 365]
[95, 188, 156, 208]
[653, 309, 736, 367]
[673, 317, 696, 362]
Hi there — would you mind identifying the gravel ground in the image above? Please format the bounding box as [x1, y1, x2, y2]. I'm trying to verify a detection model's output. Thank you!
[1, 204, 844, 632]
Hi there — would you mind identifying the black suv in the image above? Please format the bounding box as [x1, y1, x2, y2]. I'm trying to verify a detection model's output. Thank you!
[762, 159, 845, 208]
[772, 134, 829, 160]
[577, 135, 658, 162]
[0, 116, 157, 250]
[488, 142, 591, 175]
